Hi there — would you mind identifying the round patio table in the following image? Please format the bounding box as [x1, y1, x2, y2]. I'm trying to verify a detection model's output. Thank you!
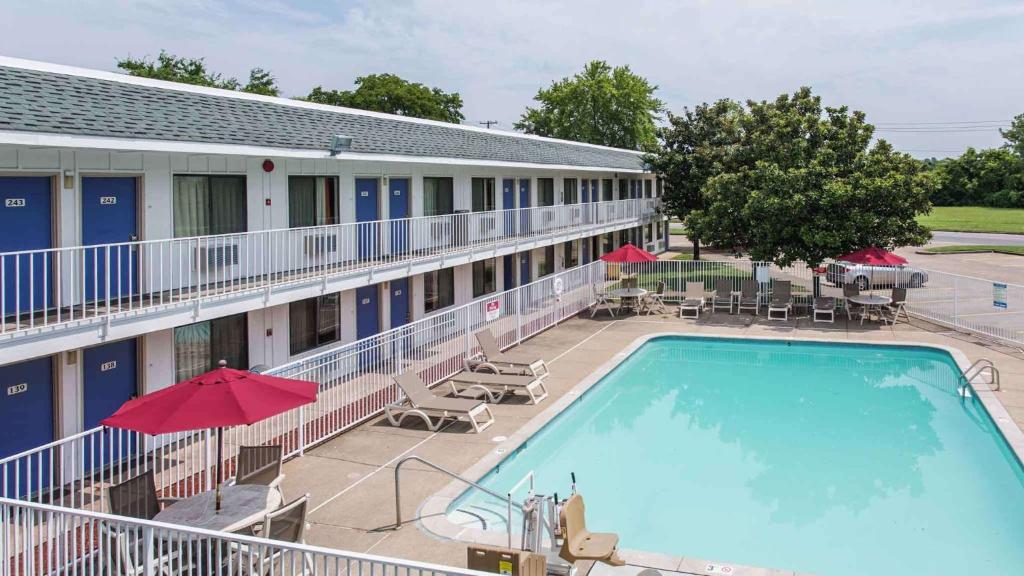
[610, 288, 648, 314]
[154, 484, 281, 532]
[849, 294, 892, 324]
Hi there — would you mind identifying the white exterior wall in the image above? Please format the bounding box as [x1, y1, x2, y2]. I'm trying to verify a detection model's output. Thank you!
[0, 143, 658, 442]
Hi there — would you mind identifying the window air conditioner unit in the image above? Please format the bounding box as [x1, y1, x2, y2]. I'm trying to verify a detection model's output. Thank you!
[196, 243, 239, 269]
[304, 234, 338, 256]
[478, 215, 496, 234]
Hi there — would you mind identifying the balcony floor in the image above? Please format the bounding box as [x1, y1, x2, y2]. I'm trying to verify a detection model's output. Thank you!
[279, 310, 1024, 576]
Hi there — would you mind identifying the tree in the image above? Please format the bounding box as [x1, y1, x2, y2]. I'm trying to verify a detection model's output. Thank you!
[515, 61, 663, 151]
[924, 146, 1024, 208]
[305, 74, 464, 123]
[687, 87, 933, 268]
[1001, 113, 1024, 157]
[117, 51, 280, 96]
[644, 99, 744, 259]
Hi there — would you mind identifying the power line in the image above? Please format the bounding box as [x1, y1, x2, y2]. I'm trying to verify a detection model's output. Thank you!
[874, 119, 1011, 126]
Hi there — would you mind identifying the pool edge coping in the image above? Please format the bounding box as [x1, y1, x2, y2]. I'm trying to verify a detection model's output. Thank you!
[417, 332, 1024, 575]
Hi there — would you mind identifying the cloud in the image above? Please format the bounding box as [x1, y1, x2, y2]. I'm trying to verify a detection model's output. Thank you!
[0, 0, 1021, 156]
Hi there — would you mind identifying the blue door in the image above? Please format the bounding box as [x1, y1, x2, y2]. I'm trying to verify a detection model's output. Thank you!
[502, 179, 516, 235]
[590, 180, 599, 203]
[389, 278, 409, 329]
[356, 285, 380, 340]
[503, 255, 515, 289]
[580, 180, 589, 203]
[83, 339, 138, 472]
[0, 356, 53, 497]
[0, 177, 52, 317]
[355, 178, 379, 260]
[520, 252, 531, 286]
[518, 179, 531, 235]
[388, 178, 409, 254]
[82, 178, 138, 302]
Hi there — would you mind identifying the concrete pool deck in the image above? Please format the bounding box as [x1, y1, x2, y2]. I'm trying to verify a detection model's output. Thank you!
[280, 310, 1024, 576]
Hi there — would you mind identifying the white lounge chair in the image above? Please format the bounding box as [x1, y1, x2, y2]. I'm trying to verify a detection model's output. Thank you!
[813, 297, 836, 323]
[678, 282, 706, 319]
[737, 279, 760, 315]
[386, 373, 495, 433]
[711, 278, 734, 314]
[470, 329, 550, 378]
[767, 281, 793, 321]
[447, 370, 549, 404]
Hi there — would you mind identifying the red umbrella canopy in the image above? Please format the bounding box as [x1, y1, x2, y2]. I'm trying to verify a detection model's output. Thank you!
[837, 247, 907, 266]
[101, 366, 318, 435]
[601, 243, 658, 263]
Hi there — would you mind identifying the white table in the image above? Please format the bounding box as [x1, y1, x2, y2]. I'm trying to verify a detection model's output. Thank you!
[849, 295, 892, 325]
[610, 288, 648, 314]
[154, 484, 282, 532]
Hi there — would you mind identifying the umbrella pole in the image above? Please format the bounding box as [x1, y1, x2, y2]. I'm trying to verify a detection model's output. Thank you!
[215, 426, 223, 513]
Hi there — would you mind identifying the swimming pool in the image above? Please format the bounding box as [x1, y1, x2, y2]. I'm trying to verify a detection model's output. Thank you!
[446, 336, 1024, 576]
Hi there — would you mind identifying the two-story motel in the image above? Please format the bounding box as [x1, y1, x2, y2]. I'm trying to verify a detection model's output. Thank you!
[0, 56, 665, 464]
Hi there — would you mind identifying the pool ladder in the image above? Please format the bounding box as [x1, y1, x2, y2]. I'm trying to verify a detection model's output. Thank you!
[957, 358, 1001, 396]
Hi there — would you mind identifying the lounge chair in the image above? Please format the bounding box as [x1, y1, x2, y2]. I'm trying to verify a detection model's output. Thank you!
[470, 329, 549, 378]
[767, 281, 793, 321]
[843, 283, 864, 321]
[558, 494, 625, 567]
[678, 282, 706, 319]
[386, 373, 495, 433]
[813, 297, 836, 323]
[711, 278, 734, 314]
[448, 369, 549, 404]
[737, 279, 760, 315]
[229, 445, 286, 502]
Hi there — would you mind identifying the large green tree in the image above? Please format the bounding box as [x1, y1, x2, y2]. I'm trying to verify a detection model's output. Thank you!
[515, 61, 663, 151]
[927, 148, 1023, 207]
[305, 74, 464, 123]
[1001, 113, 1024, 157]
[117, 51, 280, 96]
[644, 99, 744, 259]
[687, 87, 933, 268]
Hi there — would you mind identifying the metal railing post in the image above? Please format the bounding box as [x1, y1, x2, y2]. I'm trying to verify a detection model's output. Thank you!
[142, 524, 157, 576]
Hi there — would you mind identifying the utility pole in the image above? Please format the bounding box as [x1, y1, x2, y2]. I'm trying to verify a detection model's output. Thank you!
[479, 120, 499, 129]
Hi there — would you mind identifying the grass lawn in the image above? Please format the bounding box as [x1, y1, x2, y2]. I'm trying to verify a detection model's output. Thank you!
[923, 245, 1024, 256]
[917, 207, 1024, 234]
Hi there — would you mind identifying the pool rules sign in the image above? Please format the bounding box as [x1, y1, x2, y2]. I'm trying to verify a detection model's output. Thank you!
[993, 283, 1008, 309]
[485, 299, 501, 321]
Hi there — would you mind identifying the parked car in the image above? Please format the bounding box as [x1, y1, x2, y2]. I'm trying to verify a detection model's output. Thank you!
[826, 261, 928, 289]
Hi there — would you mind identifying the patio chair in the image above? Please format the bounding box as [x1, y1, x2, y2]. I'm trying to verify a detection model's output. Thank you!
[642, 281, 667, 315]
[101, 524, 182, 576]
[711, 278, 734, 314]
[843, 283, 864, 321]
[386, 373, 495, 433]
[813, 297, 836, 323]
[230, 445, 285, 503]
[108, 470, 178, 520]
[767, 281, 793, 321]
[737, 279, 760, 315]
[558, 494, 625, 567]
[883, 287, 910, 325]
[233, 495, 314, 576]
[678, 282, 706, 319]
[470, 329, 550, 378]
[590, 287, 617, 318]
[448, 369, 549, 404]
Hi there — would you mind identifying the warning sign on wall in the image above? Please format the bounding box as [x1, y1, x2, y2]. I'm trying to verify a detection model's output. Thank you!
[485, 299, 501, 321]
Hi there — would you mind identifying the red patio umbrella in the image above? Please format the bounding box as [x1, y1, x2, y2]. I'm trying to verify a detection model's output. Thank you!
[102, 360, 318, 511]
[600, 243, 658, 263]
[837, 246, 907, 266]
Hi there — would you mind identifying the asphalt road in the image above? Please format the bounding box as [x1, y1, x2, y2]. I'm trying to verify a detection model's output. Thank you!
[929, 231, 1024, 246]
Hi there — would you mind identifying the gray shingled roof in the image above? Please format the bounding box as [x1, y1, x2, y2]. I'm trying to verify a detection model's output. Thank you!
[0, 65, 644, 170]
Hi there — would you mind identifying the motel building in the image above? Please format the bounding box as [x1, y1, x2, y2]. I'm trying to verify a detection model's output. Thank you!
[0, 56, 666, 467]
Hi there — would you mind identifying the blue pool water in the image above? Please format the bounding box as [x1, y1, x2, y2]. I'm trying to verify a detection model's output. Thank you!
[447, 336, 1024, 576]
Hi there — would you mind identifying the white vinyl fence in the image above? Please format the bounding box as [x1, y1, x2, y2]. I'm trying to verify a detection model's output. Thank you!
[0, 497, 489, 576]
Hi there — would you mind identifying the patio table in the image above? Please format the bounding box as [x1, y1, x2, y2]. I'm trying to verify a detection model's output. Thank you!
[610, 288, 648, 314]
[849, 294, 892, 325]
[154, 484, 282, 532]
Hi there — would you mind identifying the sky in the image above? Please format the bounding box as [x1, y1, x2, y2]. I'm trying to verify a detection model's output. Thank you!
[1, 0, 1022, 158]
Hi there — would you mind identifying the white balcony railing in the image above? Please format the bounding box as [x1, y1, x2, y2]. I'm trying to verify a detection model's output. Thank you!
[0, 198, 658, 341]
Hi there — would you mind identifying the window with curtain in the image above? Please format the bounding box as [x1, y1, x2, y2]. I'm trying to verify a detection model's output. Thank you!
[423, 177, 454, 216]
[537, 246, 555, 277]
[424, 267, 455, 312]
[563, 179, 578, 204]
[602, 179, 613, 201]
[537, 179, 555, 206]
[563, 241, 578, 268]
[644, 180, 653, 198]
[289, 176, 338, 228]
[173, 175, 247, 237]
[289, 293, 340, 355]
[472, 259, 496, 298]
[618, 179, 629, 200]
[174, 313, 249, 381]
[471, 178, 495, 212]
